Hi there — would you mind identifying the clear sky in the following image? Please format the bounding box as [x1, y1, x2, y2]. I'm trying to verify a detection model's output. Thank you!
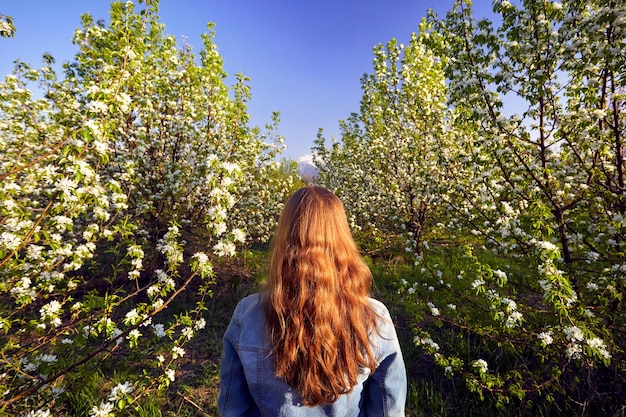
[1, 1, 493, 159]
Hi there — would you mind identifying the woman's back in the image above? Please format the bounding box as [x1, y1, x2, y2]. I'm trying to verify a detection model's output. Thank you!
[219, 293, 406, 416]
[218, 186, 406, 416]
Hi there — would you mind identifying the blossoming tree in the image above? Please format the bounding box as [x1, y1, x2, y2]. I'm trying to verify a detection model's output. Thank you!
[314, 26, 452, 255]
[418, 0, 623, 411]
[0, 1, 293, 415]
[316, 0, 624, 412]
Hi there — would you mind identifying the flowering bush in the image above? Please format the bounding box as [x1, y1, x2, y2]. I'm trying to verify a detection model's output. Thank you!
[314, 25, 452, 255]
[64, 2, 292, 245]
[316, 0, 625, 412]
[0, 1, 294, 414]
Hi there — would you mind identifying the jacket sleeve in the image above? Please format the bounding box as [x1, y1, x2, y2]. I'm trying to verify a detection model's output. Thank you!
[363, 305, 407, 417]
[218, 301, 254, 417]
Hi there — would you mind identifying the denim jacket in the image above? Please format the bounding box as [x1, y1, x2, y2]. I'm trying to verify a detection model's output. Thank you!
[218, 293, 407, 416]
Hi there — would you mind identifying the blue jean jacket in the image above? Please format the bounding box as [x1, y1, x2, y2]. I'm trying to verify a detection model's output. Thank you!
[218, 293, 407, 416]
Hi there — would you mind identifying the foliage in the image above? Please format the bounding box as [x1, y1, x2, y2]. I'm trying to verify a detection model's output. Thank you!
[314, 26, 451, 255]
[0, 13, 15, 38]
[63, 2, 292, 245]
[0, 1, 294, 415]
[316, 0, 625, 414]
[228, 116, 307, 245]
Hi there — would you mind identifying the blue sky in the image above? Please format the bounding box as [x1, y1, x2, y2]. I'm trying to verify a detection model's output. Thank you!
[1, 1, 493, 159]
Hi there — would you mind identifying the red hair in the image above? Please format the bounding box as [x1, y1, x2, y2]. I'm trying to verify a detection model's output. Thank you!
[264, 185, 380, 406]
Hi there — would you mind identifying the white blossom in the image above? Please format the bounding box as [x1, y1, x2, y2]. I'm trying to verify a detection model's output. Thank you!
[127, 329, 142, 341]
[427, 302, 440, 316]
[505, 311, 523, 328]
[109, 381, 134, 401]
[172, 346, 185, 359]
[24, 409, 52, 417]
[86, 100, 109, 114]
[538, 331, 553, 346]
[213, 240, 236, 257]
[89, 401, 114, 417]
[0, 232, 21, 251]
[414, 337, 440, 351]
[194, 318, 206, 330]
[231, 228, 246, 243]
[587, 338, 611, 360]
[566, 344, 582, 359]
[40, 354, 57, 363]
[471, 279, 485, 289]
[40, 301, 62, 321]
[472, 359, 488, 373]
[181, 326, 194, 340]
[564, 326, 584, 342]
[493, 269, 507, 282]
[124, 309, 140, 325]
[153, 323, 166, 338]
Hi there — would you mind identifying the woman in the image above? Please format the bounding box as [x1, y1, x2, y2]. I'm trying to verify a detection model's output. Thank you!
[219, 186, 406, 416]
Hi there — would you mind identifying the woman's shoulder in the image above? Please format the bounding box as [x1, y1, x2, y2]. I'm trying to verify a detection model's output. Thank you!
[368, 297, 391, 319]
[232, 292, 266, 321]
[238, 292, 266, 306]
[230, 293, 270, 349]
[367, 297, 399, 347]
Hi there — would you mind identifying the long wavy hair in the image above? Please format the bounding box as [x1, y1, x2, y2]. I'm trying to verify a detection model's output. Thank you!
[264, 185, 380, 406]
